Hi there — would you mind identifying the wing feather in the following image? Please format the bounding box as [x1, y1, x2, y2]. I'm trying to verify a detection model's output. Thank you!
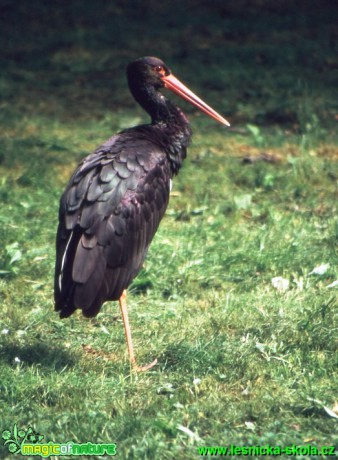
[55, 133, 171, 317]
[74, 254, 107, 311]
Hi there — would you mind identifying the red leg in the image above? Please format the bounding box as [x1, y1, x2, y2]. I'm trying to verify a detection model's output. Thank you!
[119, 290, 157, 372]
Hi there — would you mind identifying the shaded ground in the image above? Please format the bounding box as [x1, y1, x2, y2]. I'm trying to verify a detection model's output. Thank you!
[1, 0, 337, 130]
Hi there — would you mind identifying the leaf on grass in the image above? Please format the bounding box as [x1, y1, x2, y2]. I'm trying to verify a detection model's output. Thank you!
[5, 242, 22, 265]
[323, 405, 338, 419]
[157, 383, 175, 395]
[327, 280, 338, 288]
[100, 325, 110, 334]
[306, 397, 338, 419]
[332, 402, 338, 416]
[234, 194, 252, 210]
[245, 421, 256, 430]
[271, 277, 289, 292]
[308, 263, 330, 275]
[246, 124, 260, 137]
[177, 424, 202, 441]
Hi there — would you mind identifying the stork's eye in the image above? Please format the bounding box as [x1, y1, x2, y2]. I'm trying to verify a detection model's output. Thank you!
[155, 65, 166, 76]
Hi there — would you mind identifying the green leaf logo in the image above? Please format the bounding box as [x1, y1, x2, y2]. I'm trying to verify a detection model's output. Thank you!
[1, 430, 11, 441]
[1, 424, 43, 454]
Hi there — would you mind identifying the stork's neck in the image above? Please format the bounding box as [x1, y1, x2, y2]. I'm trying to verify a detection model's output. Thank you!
[134, 87, 192, 174]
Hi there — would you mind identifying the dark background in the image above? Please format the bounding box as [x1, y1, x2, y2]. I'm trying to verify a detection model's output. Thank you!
[1, 0, 337, 132]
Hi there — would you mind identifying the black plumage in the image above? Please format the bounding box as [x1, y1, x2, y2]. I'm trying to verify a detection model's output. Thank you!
[55, 133, 178, 316]
[54, 56, 229, 370]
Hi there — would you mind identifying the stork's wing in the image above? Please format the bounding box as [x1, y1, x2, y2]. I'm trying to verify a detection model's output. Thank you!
[54, 134, 171, 318]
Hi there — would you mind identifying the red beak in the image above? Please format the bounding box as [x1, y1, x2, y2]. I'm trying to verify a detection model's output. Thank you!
[162, 74, 230, 127]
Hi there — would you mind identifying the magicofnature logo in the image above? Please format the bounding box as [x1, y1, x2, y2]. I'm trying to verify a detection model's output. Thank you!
[2, 423, 117, 457]
[2, 424, 44, 454]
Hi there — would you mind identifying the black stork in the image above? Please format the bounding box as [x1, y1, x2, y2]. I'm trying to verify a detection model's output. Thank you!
[54, 56, 230, 371]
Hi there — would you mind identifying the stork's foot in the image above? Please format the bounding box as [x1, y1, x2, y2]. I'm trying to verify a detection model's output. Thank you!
[119, 290, 158, 372]
[132, 358, 158, 373]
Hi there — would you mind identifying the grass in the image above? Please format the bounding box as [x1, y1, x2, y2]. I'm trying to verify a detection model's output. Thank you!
[1, 1, 338, 459]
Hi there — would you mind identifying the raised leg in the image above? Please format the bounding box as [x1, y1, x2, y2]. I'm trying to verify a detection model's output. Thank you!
[119, 290, 157, 372]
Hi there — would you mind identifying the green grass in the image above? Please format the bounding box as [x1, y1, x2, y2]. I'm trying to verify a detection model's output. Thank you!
[1, 1, 338, 459]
